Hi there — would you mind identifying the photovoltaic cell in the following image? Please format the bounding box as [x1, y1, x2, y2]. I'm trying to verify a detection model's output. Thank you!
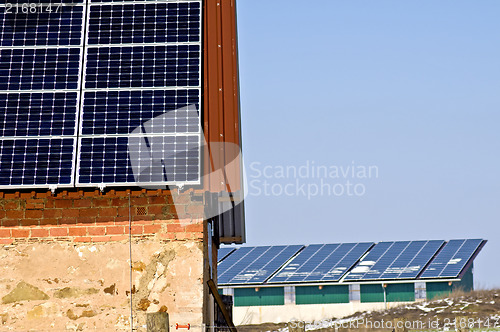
[0, 92, 78, 137]
[84, 45, 200, 89]
[87, 2, 201, 45]
[218, 248, 236, 263]
[0, 48, 81, 90]
[0, 138, 74, 186]
[268, 243, 373, 283]
[218, 246, 303, 285]
[81, 90, 199, 135]
[420, 239, 484, 279]
[0, 7, 84, 47]
[344, 240, 444, 280]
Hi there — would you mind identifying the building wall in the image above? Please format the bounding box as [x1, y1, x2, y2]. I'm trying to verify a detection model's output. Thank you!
[296, 285, 349, 305]
[234, 287, 284, 307]
[386, 283, 415, 302]
[426, 266, 474, 300]
[230, 274, 475, 325]
[360, 284, 385, 303]
[232, 301, 412, 325]
[0, 188, 210, 331]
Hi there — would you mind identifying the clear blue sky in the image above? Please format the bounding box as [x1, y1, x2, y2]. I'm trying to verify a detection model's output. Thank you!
[235, 0, 500, 288]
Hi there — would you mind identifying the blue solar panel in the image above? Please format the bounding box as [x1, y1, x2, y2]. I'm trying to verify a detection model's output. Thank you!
[81, 90, 199, 135]
[87, 2, 201, 45]
[0, 92, 78, 137]
[77, 135, 199, 185]
[84, 45, 200, 89]
[420, 239, 484, 279]
[218, 248, 236, 263]
[344, 240, 444, 280]
[218, 246, 303, 285]
[0, 138, 74, 186]
[0, 48, 80, 90]
[268, 243, 373, 283]
[4, 1, 83, 3]
[0, 6, 84, 47]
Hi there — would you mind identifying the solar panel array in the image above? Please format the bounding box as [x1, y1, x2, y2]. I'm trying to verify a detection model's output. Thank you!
[269, 243, 373, 283]
[0, 0, 202, 188]
[0, 2, 84, 187]
[218, 240, 485, 285]
[344, 240, 444, 281]
[218, 245, 303, 285]
[420, 239, 484, 279]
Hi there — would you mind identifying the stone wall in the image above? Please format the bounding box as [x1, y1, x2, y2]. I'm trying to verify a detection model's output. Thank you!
[0, 239, 206, 331]
[0, 188, 210, 331]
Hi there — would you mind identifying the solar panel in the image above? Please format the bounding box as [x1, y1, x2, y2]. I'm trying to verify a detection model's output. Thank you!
[218, 246, 303, 285]
[87, 3, 200, 45]
[0, 0, 202, 188]
[84, 45, 200, 89]
[81, 90, 199, 135]
[0, 7, 84, 47]
[78, 135, 199, 184]
[0, 138, 74, 186]
[268, 243, 373, 283]
[420, 239, 484, 279]
[218, 247, 236, 263]
[0, 48, 81, 90]
[0, 92, 78, 137]
[344, 240, 444, 281]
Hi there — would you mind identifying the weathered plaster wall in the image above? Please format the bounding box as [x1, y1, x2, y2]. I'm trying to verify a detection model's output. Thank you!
[0, 238, 205, 331]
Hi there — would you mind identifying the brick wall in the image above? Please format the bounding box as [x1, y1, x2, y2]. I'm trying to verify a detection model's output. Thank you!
[0, 188, 205, 245]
